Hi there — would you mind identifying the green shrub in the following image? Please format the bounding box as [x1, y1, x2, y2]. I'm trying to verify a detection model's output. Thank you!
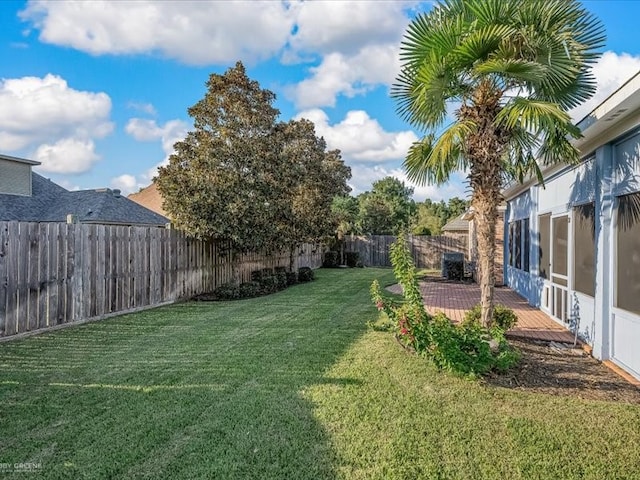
[213, 283, 240, 300]
[260, 275, 278, 294]
[298, 266, 314, 282]
[274, 270, 287, 290]
[370, 232, 519, 377]
[239, 281, 261, 298]
[463, 304, 518, 331]
[344, 251, 360, 268]
[250, 269, 264, 282]
[286, 271, 298, 286]
[323, 251, 340, 268]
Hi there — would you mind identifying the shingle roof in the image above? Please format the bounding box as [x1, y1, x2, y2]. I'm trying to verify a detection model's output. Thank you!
[0, 173, 169, 226]
[441, 215, 470, 233]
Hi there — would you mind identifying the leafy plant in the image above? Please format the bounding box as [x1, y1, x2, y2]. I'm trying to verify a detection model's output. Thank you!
[463, 304, 519, 332]
[298, 267, 315, 282]
[371, 233, 518, 377]
[285, 271, 299, 286]
[344, 251, 360, 268]
[323, 251, 340, 268]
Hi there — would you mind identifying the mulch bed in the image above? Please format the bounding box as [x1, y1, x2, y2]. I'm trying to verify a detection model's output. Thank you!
[485, 338, 640, 403]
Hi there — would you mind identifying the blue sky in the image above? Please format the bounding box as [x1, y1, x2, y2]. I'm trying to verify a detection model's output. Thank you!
[2, 1, 640, 201]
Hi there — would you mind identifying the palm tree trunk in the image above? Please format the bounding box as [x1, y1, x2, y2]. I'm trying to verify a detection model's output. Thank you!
[474, 196, 497, 328]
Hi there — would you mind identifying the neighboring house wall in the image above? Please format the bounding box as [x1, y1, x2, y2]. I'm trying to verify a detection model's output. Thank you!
[128, 182, 167, 217]
[0, 157, 33, 196]
[503, 78, 640, 380]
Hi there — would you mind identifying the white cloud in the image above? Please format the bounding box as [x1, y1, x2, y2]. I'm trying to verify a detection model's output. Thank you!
[570, 51, 640, 122]
[34, 138, 100, 173]
[288, 44, 402, 109]
[119, 117, 189, 190]
[0, 73, 112, 173]
[0, 73, 112, 152]
[127, 101, 156, 115]
[349, 164, 468, 202]
[20, 0, 295, 65]
[295, 109, 418, 163]
[289, 1, 414, 56]
[110, 174, 142, 195]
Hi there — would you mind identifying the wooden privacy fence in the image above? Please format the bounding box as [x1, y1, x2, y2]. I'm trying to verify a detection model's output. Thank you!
[343, 234, 468, 268]
[0, 221, 322, 338]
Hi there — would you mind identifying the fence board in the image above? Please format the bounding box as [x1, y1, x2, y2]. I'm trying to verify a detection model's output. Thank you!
[344, 234, 468, 269]
[0, 221, 323, 338]
[0, 222, 8, 335]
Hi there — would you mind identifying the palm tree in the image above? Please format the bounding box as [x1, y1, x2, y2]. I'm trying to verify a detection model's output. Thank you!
[392, 0, 604, 327]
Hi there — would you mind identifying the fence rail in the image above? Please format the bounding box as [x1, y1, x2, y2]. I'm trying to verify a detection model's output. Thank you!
[343, 234, 468, 269]
[0, 221, 322, 338]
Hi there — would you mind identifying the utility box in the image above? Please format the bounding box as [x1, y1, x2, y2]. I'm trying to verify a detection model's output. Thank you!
[442, 252, 464, 280]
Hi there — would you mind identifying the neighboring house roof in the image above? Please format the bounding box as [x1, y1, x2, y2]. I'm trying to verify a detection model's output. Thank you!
[0, 172, 169, 226]
[128, 182, 167, 217]
[441, 215, 470, 233]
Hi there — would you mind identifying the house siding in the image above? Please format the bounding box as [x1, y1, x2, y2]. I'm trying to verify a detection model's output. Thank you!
[0, 159, 31, 196]
[505, 130, 640, 380]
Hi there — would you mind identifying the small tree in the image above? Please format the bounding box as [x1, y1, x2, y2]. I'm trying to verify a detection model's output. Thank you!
[357, 177, 416, 234]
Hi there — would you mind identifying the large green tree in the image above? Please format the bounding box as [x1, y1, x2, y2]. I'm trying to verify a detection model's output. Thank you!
[358, 177, 416, 235]
[393, 0, 604, 326]
[156, 62, 348, 279]
[277, 118, 351, 269]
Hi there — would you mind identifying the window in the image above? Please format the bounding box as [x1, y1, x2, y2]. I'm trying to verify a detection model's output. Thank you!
[573, 203, 595, 297]
[538, 214, 550, 279]
[523, 218, 530, 272]
[616, 192, 640, 315]
[508, 219, 529, 271]
[552, 216, 568, 276]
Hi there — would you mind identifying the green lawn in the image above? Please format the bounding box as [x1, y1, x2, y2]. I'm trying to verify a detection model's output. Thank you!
[1, 268, 639, 479]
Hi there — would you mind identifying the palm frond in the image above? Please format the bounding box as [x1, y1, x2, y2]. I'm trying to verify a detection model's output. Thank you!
[404, 121, 474, 186]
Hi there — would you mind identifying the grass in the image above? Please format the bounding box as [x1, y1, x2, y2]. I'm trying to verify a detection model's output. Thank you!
[1, 268, 639, 479]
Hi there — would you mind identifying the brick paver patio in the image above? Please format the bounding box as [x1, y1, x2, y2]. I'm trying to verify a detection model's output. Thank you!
[388, 278, 576, 343]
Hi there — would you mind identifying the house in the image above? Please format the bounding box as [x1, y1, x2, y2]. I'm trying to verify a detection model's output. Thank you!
[127, 182, 167, 217]
[441, 214, 470, 237]
[0, 154, 169, 226]
[503, 71, 640, 380]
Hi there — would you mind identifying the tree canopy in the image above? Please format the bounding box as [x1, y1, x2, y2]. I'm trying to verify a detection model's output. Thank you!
[156, 62, 350, 259]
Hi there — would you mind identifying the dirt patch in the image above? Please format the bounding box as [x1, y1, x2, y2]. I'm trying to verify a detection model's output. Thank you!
[485, 338, 640, 403]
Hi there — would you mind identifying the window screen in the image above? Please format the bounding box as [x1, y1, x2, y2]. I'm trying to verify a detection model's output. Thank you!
[523, 218, 530, 272]
[616, 192, 640, 315]
[508, 222, 515, 267]
[552, 216, 568, 277]
[538, 214, 550, 279]
[514, 220, 522, 269]
[573, 203, 595, 297]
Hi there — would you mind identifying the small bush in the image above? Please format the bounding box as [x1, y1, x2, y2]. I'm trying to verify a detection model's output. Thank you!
[286, 271, 298, 286]
[355, 260, 364, 268]
[323, 251, 340, 268]
[262, 267, 274, 277]
[463, 304, 518, 331]
[239, 281, 261, 298]
[250, 269, 264, 282]
[274, 270, 287, 290]
[344, 251, 360, 268]
[260, 275, 278, 294]
[213, 283, 240, 300]
[298, 266, 314, 282]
